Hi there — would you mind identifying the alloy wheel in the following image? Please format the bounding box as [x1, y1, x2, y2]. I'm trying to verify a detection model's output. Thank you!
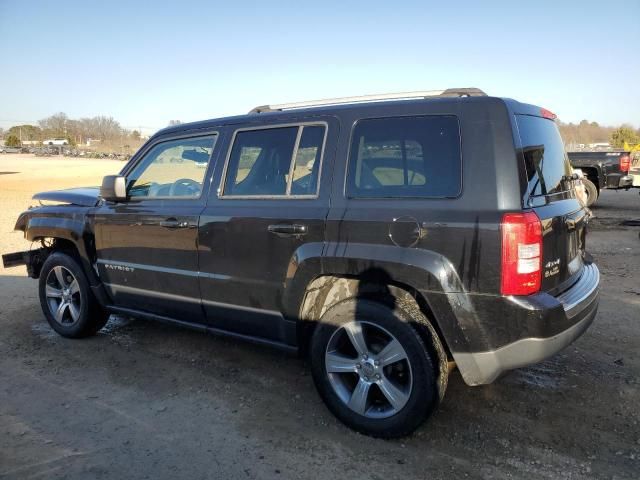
[324, 321, 413, 419]
[45, 266, 82, 326]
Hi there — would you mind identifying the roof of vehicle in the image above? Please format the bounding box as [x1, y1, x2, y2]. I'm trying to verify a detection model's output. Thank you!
[154, 90, 545, 138]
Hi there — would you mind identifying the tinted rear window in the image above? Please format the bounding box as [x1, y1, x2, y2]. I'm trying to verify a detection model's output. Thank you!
[516, 115, 572, 196]
[347, 116, 461, 198]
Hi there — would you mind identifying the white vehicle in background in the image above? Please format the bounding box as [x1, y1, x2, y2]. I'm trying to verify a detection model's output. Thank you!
[42, 138, 69, 146]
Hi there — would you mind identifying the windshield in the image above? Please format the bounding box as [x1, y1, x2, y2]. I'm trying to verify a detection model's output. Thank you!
[516, 114, 572, 197]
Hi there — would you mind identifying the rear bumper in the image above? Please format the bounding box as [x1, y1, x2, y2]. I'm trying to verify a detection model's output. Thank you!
[607, 173, 634, 189]
[619, 175, 634, 188]
[454, 263, 599, 385]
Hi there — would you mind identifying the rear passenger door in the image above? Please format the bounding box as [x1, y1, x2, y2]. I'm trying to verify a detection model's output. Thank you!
[325, 113, 470, 286]
[198, 118, 338, 342]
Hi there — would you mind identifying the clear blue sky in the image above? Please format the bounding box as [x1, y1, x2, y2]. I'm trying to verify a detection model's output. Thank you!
[1, 0, 638, 134]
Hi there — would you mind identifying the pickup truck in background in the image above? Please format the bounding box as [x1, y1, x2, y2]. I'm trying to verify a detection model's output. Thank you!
[568, 150, 634, 206]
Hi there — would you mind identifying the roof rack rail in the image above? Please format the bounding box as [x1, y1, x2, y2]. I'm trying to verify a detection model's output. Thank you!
[249, 88, 486, 114]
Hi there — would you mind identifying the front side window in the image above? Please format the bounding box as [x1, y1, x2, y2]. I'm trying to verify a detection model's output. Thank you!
[127, 135, 217, 199]
[223, 124, 326, 197]
[347, 116, 461, 198]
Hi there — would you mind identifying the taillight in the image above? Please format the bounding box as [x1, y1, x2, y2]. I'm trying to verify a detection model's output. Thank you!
[620, 154, 631, 174]
[540, 108, 557, 120]
[501, 212, 543, 296]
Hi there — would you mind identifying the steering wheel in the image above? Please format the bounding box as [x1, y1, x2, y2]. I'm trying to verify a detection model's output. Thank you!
[169, 178, 201, 197]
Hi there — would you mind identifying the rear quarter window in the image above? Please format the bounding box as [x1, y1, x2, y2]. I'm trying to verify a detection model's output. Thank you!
[347, 115, 462, 198]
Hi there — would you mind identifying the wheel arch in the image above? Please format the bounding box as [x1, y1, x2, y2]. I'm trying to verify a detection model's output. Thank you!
[579, 166, 602, 190]
[297, 273, 451, 400]
[19, 210, 109, 305]
[296, 273, 449, 353]
[282, 244, 467, 355]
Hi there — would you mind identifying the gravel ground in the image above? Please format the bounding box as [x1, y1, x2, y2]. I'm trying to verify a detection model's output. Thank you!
[1, 154, 639, 479]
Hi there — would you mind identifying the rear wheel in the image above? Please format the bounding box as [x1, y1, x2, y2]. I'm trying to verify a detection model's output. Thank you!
[582, 178, 599, 207]
[39, 252, 110, 338]
[310, 298, 440, 438]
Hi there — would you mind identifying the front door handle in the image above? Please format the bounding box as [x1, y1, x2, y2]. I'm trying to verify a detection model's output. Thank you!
[267, 223, 308, 237]
[160, 218, 190, 229]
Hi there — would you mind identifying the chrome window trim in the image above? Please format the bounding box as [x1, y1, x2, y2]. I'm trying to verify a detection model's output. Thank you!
[219, 121, 329, 200]
[286, 126, 304, 196]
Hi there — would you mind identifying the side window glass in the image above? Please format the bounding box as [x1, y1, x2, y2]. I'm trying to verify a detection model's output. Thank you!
[225, 127, 297, 196]
[224, 124, 326, 197]
[348, 116, 461, 198]
[356, 139, 426, 187]
[291, 125, 325, 195]
[127, 135, 216, 199]
[236, 146, 263, 184]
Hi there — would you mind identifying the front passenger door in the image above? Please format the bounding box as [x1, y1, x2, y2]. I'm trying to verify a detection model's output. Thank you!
[93, 133, 219, 320]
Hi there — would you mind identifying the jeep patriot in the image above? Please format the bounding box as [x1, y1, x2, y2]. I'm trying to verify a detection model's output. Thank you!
[3, 88, 600, 437]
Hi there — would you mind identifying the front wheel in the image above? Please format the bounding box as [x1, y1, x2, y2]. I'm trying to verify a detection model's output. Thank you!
[310, 299, 440, 438]
[39, 252, 110, 338]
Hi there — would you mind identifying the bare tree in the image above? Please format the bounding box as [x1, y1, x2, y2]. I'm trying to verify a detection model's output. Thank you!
[557, 119, 616, 147]
[39, 112, 69, 137]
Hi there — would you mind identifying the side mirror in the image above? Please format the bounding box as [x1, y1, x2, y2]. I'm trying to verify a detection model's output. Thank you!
[100, 175, 127, 202]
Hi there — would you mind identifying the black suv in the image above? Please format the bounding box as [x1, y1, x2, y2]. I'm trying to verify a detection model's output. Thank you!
[3, 88, 600, 438]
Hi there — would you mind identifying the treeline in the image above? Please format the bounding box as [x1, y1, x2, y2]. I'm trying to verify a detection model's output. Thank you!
[557, 120, 639, 149]
[2, 112, 142, 148]
[2, 113, 639, 152]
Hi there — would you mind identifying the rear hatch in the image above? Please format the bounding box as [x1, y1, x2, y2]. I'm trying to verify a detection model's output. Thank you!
[516, 113, 588, 294]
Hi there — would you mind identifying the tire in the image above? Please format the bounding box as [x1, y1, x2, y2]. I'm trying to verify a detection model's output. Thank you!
[310, 298, 440, 438]
[582, 178, 599, 207]
[38, 252, 110, 338]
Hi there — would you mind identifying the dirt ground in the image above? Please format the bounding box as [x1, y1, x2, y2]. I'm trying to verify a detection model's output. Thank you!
[1, 154, 639, 479]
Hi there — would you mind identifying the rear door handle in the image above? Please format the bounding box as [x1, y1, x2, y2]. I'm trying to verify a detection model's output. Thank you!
[267, 224, 308, 237]
[160, 218, 190, 229]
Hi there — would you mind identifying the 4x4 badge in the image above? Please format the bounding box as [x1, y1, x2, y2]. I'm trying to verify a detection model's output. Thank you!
[544, 258, 560, 278]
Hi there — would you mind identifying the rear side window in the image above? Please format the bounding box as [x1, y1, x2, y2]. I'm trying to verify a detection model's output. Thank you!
[347, 115, 461, 198]
[223, 124, 326, 197]
[516, 115, 572, 197]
